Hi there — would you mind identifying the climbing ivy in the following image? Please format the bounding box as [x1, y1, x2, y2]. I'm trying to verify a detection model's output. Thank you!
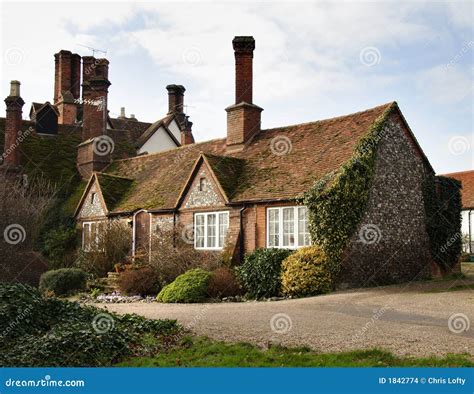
[303, 103, 396, 277]
[422, 174, 462, 271]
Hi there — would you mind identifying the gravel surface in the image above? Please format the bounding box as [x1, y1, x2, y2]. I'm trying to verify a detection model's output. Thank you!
[100, 266, 474, 357]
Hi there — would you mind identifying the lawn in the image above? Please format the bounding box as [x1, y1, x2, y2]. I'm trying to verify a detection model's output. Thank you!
[119, 336, 474, 367]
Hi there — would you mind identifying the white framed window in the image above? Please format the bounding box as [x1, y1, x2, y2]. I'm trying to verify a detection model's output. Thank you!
[194, 211, 229, 250]
[266, 206, 311, 249]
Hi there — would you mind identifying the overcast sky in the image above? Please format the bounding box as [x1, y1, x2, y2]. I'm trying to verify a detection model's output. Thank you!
[1, 0, 472, 174]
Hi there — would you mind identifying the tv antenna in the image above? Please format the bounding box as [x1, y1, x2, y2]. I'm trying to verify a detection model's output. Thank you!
[183, 104, 196, 116]
[77, 44, 107, 57]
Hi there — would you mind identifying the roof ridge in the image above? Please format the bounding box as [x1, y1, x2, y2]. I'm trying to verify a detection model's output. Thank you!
[97, 172, 134, 181]
[110, 137, 227, 164]
[261, 102, 397, 133]
[441, 170, 474, 176]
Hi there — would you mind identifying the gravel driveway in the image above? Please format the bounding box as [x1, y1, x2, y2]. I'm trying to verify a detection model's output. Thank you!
[100, 266, 474, 357]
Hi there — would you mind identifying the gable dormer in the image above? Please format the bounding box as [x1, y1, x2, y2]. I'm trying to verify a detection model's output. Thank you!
[29, 102, 59, 135]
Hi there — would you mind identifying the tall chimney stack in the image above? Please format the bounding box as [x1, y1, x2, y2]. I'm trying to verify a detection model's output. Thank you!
[54, 50, 81, 124]
[226, 36, 262, 152]
[3, 81, 25, 167]
[81, 56, 110, 141]
[77, 57, 111, 180]
[166, 84, 186, 127]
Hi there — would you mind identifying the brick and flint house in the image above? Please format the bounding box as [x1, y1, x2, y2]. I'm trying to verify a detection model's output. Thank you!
[2, 37, 461, 287]
[72, 36, 461, 287]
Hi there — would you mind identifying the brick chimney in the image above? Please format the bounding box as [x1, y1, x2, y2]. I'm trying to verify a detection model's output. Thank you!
[77, 56, 111, 179]
[81, 56, 110, 141]
[54, 50, 81, 124]
[226, 36, 262, 151]
[3, 81, 25, 167]
[181, 116, 195, 145]
[166, 84, 186, 126]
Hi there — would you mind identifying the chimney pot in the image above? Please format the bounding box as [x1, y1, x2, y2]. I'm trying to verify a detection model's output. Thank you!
[120, 107, 126, 118]
[130, 114, 136, 120]
[10, 80, 21, 97]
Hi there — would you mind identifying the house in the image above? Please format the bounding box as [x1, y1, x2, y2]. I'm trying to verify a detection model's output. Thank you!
[441, 170, 474, 254]
[1, 49, 195, 186]
[73, 36, 460, 287]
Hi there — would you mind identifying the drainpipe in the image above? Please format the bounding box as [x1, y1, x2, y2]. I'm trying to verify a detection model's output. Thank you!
[239, 205, 247, 263]
[469, 209, 472, 255]
[173, 210, 177, 248]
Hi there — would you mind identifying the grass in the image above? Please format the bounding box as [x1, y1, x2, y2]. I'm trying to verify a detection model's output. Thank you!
[118, 336, 474, 367]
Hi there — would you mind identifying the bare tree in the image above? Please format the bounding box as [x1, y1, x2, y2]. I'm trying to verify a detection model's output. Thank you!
[0, 170, 56, 284]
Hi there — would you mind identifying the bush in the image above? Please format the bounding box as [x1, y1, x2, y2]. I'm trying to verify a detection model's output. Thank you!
[237, 248, 292, 299]
[42, 226, 78, 269]
[281, 246, 333, 297]
[461, 252, 470, 262]
[39, 268, 88, 296]
[207, 267, 243, 299]
[150, 225, 222, 286]
[157, 268, 212, 303]
[0, 283, 181, 367]
[118, 267, 162, 296]
[75, 221, 132, 278]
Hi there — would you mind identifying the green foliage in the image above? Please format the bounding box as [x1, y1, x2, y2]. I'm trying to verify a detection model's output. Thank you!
[281, 246, 333, 297]
[422, 174, 462, 271]
[39, 268, 88, 296]
[0, 282, 181, 367]
[304, 104, 396, 277]
[237, 248, 292, 299]
[157, 268, 212, 303]
[120, 336, 474, 367]
[42, 226, 78, 269]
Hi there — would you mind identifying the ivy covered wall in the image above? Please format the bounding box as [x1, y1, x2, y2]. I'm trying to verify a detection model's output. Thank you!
[304, 104, 447, 287]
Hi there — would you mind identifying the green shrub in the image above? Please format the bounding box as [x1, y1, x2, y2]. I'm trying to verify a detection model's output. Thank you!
[423, 175, 462, 272]
[42, 226, 78, 269]
[119, 267, 162, 296]
[0, 282, 181, 367]
[39, 268, 88, 296]
[157, 268, 212, 303]
[237, 248, 292, 299]
[281, 246, 333, 297]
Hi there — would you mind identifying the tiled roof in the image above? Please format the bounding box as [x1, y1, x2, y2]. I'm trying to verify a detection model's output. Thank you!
[108, 117, 151, 142]
[96, 173, 135, 212]
[442, 170, 474, 209]
[103, 102, 400, 213]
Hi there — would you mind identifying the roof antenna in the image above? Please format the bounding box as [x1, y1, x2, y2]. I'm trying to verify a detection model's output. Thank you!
[183, 104, 196, 116]
[77, 44, 107, 57]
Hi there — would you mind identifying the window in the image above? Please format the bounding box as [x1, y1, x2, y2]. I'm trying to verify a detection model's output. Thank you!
[194, 211, 229, 250]
[82, 221, 99, 251]
[199, 177, 206, 191]
[90, 193, 97, 204]
[267, 206, 311, 249]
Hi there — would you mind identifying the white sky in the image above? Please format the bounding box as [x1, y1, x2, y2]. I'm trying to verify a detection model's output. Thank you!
[1, 0, 473, 174]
